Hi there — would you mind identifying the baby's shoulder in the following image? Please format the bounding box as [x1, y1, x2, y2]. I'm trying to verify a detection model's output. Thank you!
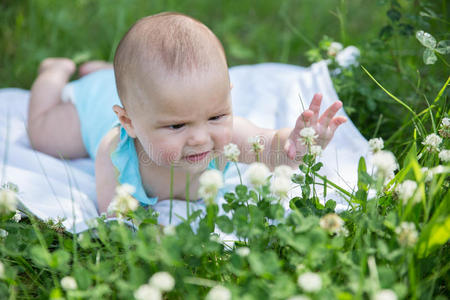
[96, 126, 120, 158]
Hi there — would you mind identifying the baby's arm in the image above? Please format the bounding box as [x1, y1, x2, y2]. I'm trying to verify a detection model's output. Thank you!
[95, 127, 120, 213]
[232, 93, 347, 169]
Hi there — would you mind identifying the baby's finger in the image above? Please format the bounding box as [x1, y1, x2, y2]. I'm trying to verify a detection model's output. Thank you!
[318, 101, 343, 128]
[285, 109, 316, 160]
[295, 109, 314, 132]
[329, 116, 347, 133]
[319, 117, 347, 148]
[284, 139, 296, 160]
[308, 93, 322, 125]
[285, 110, 313, 158]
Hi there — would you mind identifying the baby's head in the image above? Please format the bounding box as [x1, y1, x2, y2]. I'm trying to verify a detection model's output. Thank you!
[113, 12, 233, 170]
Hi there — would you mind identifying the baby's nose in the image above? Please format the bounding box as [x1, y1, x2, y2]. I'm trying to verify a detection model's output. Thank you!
[187, 126, 210, 146]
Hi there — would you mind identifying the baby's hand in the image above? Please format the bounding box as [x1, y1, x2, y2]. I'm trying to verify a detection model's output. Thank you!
[38, 58, 76, 77]
[283, 93, 347, 161]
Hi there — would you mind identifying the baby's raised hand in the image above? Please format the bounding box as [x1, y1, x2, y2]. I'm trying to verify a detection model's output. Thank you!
[283, 93, 347, 161]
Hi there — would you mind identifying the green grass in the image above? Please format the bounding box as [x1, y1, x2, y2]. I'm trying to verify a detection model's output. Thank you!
[1, 0, 385, 88]
[0, 1, 449, 299]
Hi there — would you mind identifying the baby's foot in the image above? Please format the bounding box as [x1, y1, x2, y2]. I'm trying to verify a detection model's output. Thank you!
[38, 58, 76, 77]
[78, 60, 113, 77]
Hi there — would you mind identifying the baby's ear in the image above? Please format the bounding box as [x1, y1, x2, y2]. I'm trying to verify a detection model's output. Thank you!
[113, 105, 137, 138]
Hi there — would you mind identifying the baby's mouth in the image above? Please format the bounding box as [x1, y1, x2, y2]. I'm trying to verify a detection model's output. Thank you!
[184, 151, 210, 163]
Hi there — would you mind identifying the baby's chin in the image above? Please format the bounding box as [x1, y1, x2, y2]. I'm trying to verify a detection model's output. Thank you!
[143, 157, 208, 172]
[171, 156, 214, 174]
[151, 150, 222, 173]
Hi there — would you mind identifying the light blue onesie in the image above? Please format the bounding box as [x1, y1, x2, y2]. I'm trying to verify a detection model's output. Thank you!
[64, 69, 228, 206]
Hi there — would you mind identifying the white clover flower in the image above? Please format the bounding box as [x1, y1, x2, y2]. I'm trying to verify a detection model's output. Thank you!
[310, 145, 322, 156]
[422, 133, 442, 152]
[107, 184, 139, 216]
[206, 285, 231, 300]
[248, 135, 265, 153]
[439, 117, 450, 127]
[395, 180, 420, 205]
[77, 233, 85, 244]
[297, 272, 322, 293]
[270, 176, 291, 198]
[374, 289, 397, 300]
[116, 183, 136, 196]
[60, 276, 77, 291]
[327, 42, 343, 57]
[236, 247, 250, 257]
[163, 225, 176, 236]
[441, 117, 450, 127]
[134, 284, 161, 300]
[245, 162, 270, 187]
[439, 149, 450, 163]
[368, 137, 384, 153]
[198, 169, 224, 205]
[85, 218, 99, 228]
[0, 188, 18, 215]
[0, 229, 8, 239]
[224, 143, 240, 162]
[209, 234, 223, 244]
[395, 222, 418, 247]
[300, 127, 317, 138]
[383, 171, 395, 187]
[299, 127, 318, 146]
[288, 296, 311, 300]
[431, 165, 447, 175]
[439, 117, 450, 137]
[372, 151, 398, 179]
[0, 261, 4, 279]
[421, 167, 433, 182]
[1, 182, 18, 193]
[274, 165, 294, 180]
[340, 227, 349, 237]
[149, 272, 175, 292]
[319, 213, 347, 236]
[12, 210, 22, 222]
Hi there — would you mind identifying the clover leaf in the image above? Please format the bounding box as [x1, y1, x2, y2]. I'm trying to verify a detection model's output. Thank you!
[436, 40, 450, 54]
[416, 30, 450, 64]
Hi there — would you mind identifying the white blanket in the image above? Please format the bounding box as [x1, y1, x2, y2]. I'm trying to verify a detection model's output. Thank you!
[0, 60, 370, 233]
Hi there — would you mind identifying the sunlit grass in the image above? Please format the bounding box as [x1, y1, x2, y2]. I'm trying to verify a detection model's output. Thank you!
[0, 0, 385, 88]
[0, 0, 448, 299]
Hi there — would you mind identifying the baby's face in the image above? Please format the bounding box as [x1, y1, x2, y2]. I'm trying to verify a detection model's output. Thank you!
[130, 69, 233, 172]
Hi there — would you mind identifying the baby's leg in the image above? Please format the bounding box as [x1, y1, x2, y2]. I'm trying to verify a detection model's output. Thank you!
[27, 58, 88, 159]
[78, 60, 113, 77]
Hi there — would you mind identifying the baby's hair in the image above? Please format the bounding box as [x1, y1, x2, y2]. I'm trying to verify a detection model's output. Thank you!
[114, 12, 227, 109]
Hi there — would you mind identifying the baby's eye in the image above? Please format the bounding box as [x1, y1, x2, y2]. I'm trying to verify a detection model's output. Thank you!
[169, 123, 185, 130]
[209, 114, 225, 121]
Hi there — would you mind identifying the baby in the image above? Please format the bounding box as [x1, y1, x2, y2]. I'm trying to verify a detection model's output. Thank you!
[27, 12, 347, 214]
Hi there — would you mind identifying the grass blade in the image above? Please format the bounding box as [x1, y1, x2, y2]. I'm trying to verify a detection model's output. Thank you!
[361, 66, 418, 117]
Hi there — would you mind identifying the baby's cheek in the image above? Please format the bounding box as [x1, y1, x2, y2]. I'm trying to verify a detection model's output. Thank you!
[216, 126, 233, 149]
[159, 150, 180, 165]
[153, 145, 181, 165]
[144, 140, 180, 166]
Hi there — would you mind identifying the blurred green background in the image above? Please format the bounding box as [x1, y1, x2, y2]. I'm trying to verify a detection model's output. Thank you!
[1, 0, 386, 88]
[0, 0, 448, 146]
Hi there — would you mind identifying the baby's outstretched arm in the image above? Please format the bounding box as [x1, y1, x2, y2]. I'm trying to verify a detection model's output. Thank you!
[232, 93, 347, 169]
[95, 127, 121, 213]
